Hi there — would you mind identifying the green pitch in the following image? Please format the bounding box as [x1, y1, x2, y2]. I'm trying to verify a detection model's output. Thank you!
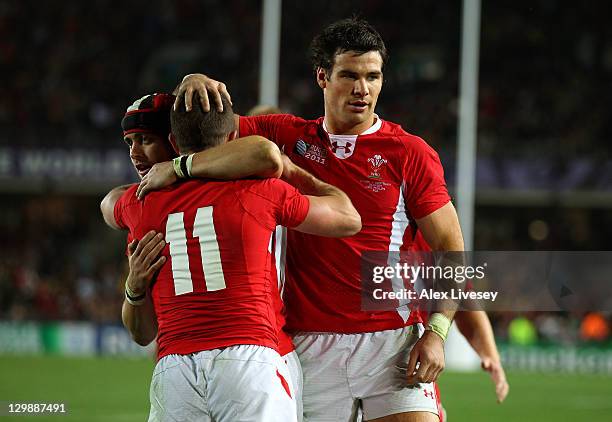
[1, 356, 611, 421]
[0, 356, 153, 421]
[438, 369, 612, 421]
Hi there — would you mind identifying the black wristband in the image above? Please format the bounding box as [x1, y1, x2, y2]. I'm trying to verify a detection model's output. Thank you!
[180, 155, 190, 179]
[125, 288, 146, 302]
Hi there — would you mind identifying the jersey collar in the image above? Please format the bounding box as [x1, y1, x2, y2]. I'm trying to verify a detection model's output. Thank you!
[322, 114, 382, 137]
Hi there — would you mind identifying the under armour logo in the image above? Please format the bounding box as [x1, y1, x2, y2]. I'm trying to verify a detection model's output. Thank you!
[423, 389, 435, 399]
[331, 142, 352, 154]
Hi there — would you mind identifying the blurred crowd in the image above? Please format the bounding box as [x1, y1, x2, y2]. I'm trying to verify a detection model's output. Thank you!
[1, 0, 611, 342]
[2, 2, 611, 156]
[0, 0, 261, 147]
[493, 312, 611, 346]
[0, 196, 125, 322]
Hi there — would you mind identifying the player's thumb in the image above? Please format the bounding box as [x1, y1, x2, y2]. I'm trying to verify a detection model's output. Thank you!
[127, 239, 138, 256]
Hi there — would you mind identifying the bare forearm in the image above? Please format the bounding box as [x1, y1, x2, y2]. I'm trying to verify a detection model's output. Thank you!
[417, 202, 464, 252]
[190, 136, 282, 179]
[121, 298, 157, 346]
[455, 310, 500, 361]
[417, 203, 465, 322]
[283, 162, 339, 197]
[284, 164, 356, 218]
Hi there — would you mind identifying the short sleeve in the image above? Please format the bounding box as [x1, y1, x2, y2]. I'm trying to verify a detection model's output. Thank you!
[112, 187, 140, 257]
[239, 114, 301, 148]
[114, 191, 130, 230]
[113, 185, 142, 232]
[402, 137, 451, 219]
[275, 182, 310, 228]
[238, 179, 310, 230]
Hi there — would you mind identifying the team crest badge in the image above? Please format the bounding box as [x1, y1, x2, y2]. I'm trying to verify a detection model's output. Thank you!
[367, 154, 388, 178]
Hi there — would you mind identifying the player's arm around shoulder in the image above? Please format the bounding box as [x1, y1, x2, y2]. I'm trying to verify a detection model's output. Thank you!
[136, 136, 283, 199]
[189, 135, 283, 179]
[282, 155, 361, 237]
[100, 184, 133, 230]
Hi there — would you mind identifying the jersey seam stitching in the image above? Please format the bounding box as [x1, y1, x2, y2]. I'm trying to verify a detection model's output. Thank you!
[235, 188, 277, 232]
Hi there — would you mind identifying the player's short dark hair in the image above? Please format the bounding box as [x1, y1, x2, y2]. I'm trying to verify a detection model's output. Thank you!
[171, 92, 234, 154]
[310, 17, 388, 75]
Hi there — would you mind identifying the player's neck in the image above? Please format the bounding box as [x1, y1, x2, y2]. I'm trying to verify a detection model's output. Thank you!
[323, 115, 377, 136]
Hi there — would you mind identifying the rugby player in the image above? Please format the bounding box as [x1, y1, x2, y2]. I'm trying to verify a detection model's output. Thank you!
[246, 104, 509, 412]
[101, 92, 315, 421]
[101, 92, 361, 421]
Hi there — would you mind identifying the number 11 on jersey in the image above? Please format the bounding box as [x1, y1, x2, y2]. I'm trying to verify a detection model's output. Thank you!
[165, 206, 227, 295]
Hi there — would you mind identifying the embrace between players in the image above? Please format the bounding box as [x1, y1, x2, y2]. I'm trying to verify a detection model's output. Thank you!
[100, 18, 508, 422]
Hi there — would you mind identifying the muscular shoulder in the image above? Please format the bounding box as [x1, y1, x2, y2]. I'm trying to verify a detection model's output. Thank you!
[241, 113, 309, 127]
[377, 120, 440, 160]
[116, 184, 140, 209]
[239, 114, 321, 142]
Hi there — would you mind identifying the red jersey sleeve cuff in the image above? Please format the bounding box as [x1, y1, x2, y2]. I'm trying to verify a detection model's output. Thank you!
[411, 198, 451, 220]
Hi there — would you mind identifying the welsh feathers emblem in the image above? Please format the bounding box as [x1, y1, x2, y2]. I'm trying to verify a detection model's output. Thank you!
[367, 154, 388, 179]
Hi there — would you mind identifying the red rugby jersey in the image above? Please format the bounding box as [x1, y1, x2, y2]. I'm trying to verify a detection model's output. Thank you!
[240, 114, 451, 333]
[114, 178, 309, 359]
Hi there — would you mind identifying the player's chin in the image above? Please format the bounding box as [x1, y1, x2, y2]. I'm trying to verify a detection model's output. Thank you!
[345, 110, 371, 124]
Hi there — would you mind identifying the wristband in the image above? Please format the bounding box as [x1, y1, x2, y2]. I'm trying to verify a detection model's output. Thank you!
[125, 281, 146, 306]
[173, 156, 185, 178]
[173, 155, 194, 179]
[185, 153, 195, 177]
[179, 155, 189, 179]
[426, 313, 451, 342]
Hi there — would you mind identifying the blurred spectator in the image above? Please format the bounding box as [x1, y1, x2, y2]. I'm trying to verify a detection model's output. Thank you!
[580, 312, 610, 342]
[536, 313, 577, 345]
[508, 316, 538, 346]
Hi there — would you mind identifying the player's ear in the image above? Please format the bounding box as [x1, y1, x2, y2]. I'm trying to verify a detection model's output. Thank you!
[226, 130, 238, 142]
[316, 67, 327, 89]
[168, 133, 179, 154]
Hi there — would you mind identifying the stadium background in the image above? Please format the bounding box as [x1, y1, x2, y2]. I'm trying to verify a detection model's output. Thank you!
[1, 0, 611, 420]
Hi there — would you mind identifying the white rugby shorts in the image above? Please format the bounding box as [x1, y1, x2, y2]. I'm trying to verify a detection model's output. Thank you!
[293, 324, 440, 422]
[284, 350, 304, 422]
[148, 345, 297, 422]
